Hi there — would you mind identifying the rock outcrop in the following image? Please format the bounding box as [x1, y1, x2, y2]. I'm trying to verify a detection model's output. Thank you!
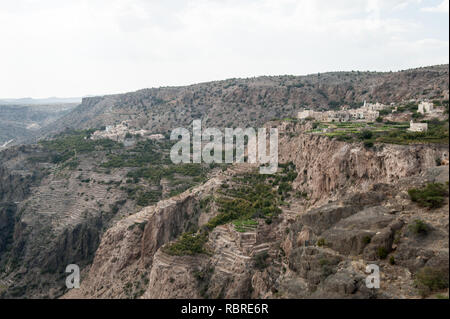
[278, 127, 448, 204]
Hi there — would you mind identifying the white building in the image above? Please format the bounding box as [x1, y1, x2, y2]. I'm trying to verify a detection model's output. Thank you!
[90, 122, 164, 142]
[298, 106, 379, 123]
[408, 120, 428, 132]
[298, 110, 316, 120]
[363, 101, 387, 111]
[418, 101, 434, 114]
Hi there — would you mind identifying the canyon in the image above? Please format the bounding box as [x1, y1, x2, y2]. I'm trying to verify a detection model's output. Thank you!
[61, 130, 449, 299]
[0, 65, 448, 299]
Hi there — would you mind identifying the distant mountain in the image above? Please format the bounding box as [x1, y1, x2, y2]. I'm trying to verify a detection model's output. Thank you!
[0, 97, 82, 105]
[0, 103, 78, 146]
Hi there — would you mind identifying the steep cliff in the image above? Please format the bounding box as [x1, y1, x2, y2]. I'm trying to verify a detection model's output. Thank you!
[63, 175, 226, 298]
[277, 124, 448, 204]
[63, 129, 449, 299]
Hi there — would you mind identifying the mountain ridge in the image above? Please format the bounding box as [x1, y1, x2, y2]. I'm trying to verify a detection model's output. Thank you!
[43, 64, 449, 138]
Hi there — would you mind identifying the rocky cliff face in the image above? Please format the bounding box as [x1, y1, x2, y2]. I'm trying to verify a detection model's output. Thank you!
[0, 144, 140, 298]
[0, 146, 43, 203]
[63, 129, 449, 299]
[63, 175, 226, 299]
[277, 123, 448, 204]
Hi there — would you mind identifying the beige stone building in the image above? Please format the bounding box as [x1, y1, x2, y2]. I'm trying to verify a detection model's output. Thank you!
[298, 101, 381, 123]
[418, 101, 434, 114]
[407, 120, 428, 132]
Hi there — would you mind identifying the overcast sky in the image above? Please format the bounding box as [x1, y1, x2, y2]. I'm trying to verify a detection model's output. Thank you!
[0, 0, 448, 98]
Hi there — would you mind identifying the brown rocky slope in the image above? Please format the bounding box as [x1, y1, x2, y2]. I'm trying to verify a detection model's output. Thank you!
[46, 65, 448, 137]
[64, 129, 449, 299]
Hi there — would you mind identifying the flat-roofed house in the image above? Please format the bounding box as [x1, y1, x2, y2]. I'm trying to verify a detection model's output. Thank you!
[408, 120, 428, 132]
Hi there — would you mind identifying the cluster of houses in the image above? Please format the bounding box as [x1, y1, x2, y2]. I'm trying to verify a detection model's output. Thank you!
[417, 101, 445, 117]
[408, 101, 445, 132]
[298, 100, 446, 133]
[90, 122, 165, 142]
[297, 101, 384, 123]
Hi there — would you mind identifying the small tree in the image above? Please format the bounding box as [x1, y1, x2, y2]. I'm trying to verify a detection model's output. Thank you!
[360, 130, 373, 140]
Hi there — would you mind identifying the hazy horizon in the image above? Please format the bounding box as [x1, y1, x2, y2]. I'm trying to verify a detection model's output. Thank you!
[2, 63, 448, 101]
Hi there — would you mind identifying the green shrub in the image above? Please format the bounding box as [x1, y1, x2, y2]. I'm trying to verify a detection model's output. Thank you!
[362, 235, 371, 244]
[206, 181, 282, 230]
[135, 190, 162, 206]
[389, 256, 395, 265]
[317, 238, 327, 247]
[233, 219, 258, 232]
[278, 182, 293, 195]
[377, 247, 388, 259]
[408, 219, 429, 236]
[254, 251, 269, 270]
[41, 130, 122, 164]
[320, 260, 334, 278]
[199, 165, 293, 242]
[360, 130, 373, 140]
[164, 231, 208, 256]
[435, 157, 442, 166]
[364, 141, 374, 148]
[408, 183, 448, 209]
[415, 267, 449, 297]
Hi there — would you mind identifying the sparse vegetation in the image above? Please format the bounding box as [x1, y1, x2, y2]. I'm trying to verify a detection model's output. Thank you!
[389, 256, 395, 265]
[164, 231, 209, 256]
[164, 164, 295, 256]
[319, 258, 334, 278]
[206, 182, 282, 230]
[415, 267, 449, 297]
[193, 267, 214, 299]
[40, 129, 123, 164]
[254, 251, 269, 270]
[408, 219, 429, 236]
[317, 238, 327, 247]
[362, 235, 372, 244]
[359, 130, 373, 140]
[233, 219, 258, 232]
[377, 247, 388, 259]
[313, 118, 448, 145]
[408, 183, 449, 209]
[205, 165, 296, 230]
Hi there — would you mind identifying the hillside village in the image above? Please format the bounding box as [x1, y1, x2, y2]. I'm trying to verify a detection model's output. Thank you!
[89, 122, 165, 143]
[298, 100, 447, 133]
[86, 99, 446, 147]
[298, 101, 385, 123]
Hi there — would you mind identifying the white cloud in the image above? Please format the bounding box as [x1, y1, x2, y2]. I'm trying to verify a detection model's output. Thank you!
[0, 0, 448, 98]
[422, 0, 449, 12]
